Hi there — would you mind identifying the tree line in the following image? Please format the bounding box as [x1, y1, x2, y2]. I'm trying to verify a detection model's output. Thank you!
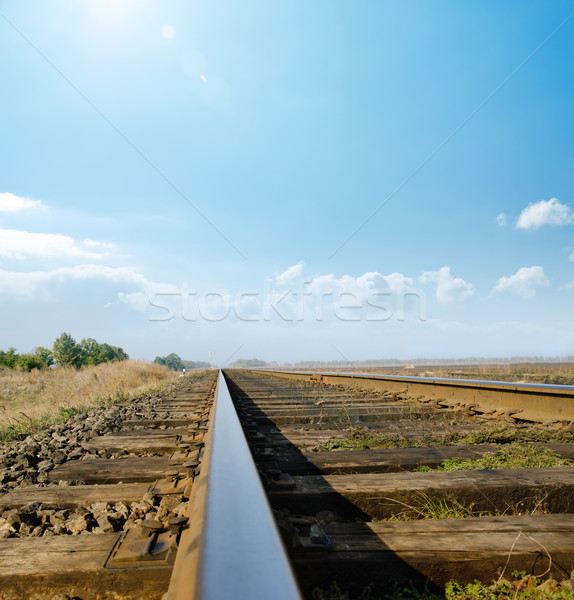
[228, 358, 267, 368]
[153, 353, 210, 371]
[0, 332, 128, 371]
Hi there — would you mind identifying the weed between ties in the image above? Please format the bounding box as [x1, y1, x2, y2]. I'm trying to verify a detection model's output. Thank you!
[318, 423, 574, 452]
[311, 572, 574, 599]
[414, 444, 573, 472]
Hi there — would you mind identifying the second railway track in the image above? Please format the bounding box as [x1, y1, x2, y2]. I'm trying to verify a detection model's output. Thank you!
[1, 368, 573, 599]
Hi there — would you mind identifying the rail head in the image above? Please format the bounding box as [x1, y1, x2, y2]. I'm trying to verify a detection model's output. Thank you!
[168, 370, 302, 600]
[249, 368, 574, 395]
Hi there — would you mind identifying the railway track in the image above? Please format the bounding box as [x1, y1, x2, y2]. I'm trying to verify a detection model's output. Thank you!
[0, 369, 573, 599]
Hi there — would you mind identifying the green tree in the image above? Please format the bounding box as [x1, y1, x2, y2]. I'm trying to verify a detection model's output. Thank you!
[0, 337, 126, 371]
[80, 338, 101, 365]
[34, 347, 54, 367]
[95, 342, 128, 364]
[53, 334, 128, 368]
[110, 345, 129, 362]
[0, 348, 19, 369]
[52, 332, 83, 367]
[154, 353, 184, 371]
[17, 353, 48, 371]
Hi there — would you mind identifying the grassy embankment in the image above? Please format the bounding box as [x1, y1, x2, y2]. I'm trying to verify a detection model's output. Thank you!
[0, 361, 178, 442]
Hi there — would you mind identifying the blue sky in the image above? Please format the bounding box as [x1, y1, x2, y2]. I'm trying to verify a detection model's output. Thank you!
[1, 1, 573, 364]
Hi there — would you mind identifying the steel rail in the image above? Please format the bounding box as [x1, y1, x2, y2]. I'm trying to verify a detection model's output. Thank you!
[167, 370, 302, 600]
[248, 369, 574, 424]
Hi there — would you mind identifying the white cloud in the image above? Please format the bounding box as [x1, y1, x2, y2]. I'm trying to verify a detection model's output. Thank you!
[495, 213, 507, 226]
[380, 272, 415, 294]
[306, 271, 415, 298]
[491, 266, 550, 298]
[299, 271, 420, 322]
[516, 198, 574, 230]
[0, 192, 43, 213]
[0, 262, 419, 323]
[0, 229, 106, 260]
[418, 266, 473, 304]
[57, 264, 147, 283]
[276, 262, 304, 286]
[83, 238, 114, 250]
[275, 268, 417, 304]
[0, 264, 181, 305]
[0, 265, 134, 298]
[116, 292, 152, 312]
[569, 250, 574, 262]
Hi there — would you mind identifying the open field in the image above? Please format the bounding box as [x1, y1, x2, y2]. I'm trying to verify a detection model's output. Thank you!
[0, 361, 179, 442]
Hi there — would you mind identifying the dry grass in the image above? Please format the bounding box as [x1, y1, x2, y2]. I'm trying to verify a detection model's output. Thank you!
[0, 361, 178, 441]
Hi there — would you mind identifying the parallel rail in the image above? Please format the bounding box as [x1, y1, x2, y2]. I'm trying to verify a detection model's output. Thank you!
[257, 369, 574, 424]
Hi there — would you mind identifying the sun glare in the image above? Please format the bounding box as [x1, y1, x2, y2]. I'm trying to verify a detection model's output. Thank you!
[89, 0, 139, 27]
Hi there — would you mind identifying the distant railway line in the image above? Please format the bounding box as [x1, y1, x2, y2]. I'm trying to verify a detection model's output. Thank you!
[1, 369, 573, 599]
